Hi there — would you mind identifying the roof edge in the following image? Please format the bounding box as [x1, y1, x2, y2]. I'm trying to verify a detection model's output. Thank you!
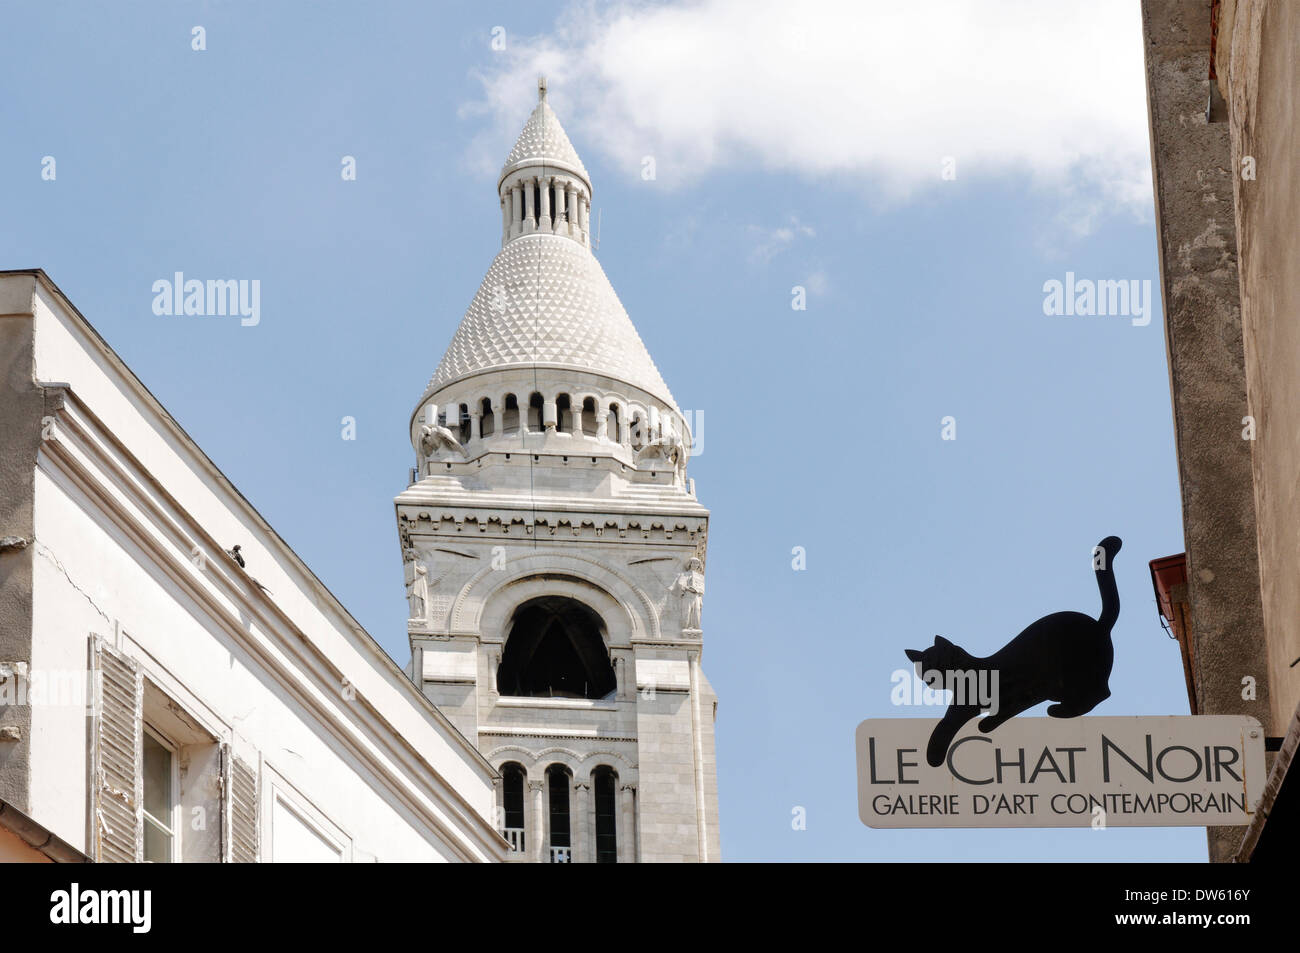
[0, 268, 498, 781]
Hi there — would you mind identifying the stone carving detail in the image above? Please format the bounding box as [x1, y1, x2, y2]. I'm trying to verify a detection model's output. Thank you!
[419, 423, 466, 461]
[404, 549, 430, 621]
[670, 556, 705, 636]
[404, 546, 479, 629]
[636, 423, 685, 481]
[427, 594, 452, 626]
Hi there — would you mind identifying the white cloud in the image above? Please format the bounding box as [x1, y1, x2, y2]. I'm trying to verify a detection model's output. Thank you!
[467, 0, 1152, 228]
[805, 269, 831, 296]
[747, 217, 816, 263]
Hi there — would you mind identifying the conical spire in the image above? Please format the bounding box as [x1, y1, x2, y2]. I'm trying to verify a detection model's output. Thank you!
[498, 77, 590, 189]
[422, 234, 678, 411]
[417, 85, 679, 415]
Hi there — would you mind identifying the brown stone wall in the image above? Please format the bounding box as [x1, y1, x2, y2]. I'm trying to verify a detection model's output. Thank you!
[1217, 0, 1300, 739]
[1141, 0, 1273, 861]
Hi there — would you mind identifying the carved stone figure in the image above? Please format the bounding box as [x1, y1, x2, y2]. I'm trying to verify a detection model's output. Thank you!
[636, 425, 685, 482]
[420, 423, 465, 459]
[404, 549, 430, 621]
[671, 556, 705, 633]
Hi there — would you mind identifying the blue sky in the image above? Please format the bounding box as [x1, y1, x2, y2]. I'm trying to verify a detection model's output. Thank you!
[1, 1, 1203, 860]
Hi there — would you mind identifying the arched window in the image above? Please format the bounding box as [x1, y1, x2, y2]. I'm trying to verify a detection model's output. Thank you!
[606, 403, 620, 443]
[581, 397, 598, 436]
[480, 397, 495, 437]
[593, 766, 618, 863]
[528, 392, 544, 432]
[556, 393, 572, 433]
[629, 412, 645, 450]
[501, 763, 526, 854]
[497, 596, 616, 699]
[458, 403, 471, 444]
[547, 764, 571, 862]
[503, 394, 519, 434]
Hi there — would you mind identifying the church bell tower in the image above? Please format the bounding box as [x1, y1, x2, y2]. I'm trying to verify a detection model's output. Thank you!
[396, 81, 720, 862]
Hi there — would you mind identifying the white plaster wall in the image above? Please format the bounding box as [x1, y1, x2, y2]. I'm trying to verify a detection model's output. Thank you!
[21, 277, 503, 861]
[29, 287, 492, 818]
[31, 461, 466, 861]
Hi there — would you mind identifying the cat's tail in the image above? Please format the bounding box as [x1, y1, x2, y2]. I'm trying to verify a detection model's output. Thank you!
[1094, 536, 1122, 631]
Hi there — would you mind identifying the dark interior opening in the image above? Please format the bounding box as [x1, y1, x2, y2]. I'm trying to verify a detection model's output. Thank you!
[547, 764, 571, 852]
[503, 394, 519, 433]
[458, 403, 471, 444]
[594, 766, 618, 863]
[502, 763, 525, 830]
[556, 393, 572, 433]
[497, 596, 615, 699]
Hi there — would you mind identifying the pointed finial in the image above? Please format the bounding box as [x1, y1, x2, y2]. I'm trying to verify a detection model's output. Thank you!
[538, 75, 547, 102]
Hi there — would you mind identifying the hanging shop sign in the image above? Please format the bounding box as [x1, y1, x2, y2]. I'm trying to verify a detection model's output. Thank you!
[855, 715, 1265, 829]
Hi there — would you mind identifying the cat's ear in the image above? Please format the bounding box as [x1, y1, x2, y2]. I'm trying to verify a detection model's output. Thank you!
[934, 635, 953, 648]
[904, 648, 923, 662]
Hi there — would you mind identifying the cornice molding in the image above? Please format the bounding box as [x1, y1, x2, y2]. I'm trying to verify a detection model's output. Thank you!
[398, 507, 707, 544]
[480, 729, 637, 744]
[37, 385, 506, 862]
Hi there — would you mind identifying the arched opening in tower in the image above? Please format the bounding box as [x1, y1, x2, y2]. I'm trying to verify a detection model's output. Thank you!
[502, 394, 520, 433]
[497, 596, 616, 699]
[528, 392, 544, 432]
[556, 393, 572, 433]
[593, 765, 618, 863]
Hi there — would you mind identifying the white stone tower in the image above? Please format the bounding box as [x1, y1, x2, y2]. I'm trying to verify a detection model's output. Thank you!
[396, 81, 720, 863]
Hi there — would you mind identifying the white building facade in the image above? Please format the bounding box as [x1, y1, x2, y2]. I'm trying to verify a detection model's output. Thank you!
[0, 270, 505, 863]
[398, 85, 722, 863]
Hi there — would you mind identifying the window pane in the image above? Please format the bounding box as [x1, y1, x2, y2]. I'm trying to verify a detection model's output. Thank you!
[143, 817, 173, 863]
[503, 766, 525, 829]
[594, 769, 618, 863]
[142, 732, 171, 821]
[547, 767, 570, 848]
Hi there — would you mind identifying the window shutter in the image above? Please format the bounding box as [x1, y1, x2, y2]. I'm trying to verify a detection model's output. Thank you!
[221, 745, 259, 862]
[90, 636, 143, 863]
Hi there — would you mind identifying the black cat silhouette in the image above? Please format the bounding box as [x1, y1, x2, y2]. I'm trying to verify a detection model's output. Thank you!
[904, 535, 1121, 767]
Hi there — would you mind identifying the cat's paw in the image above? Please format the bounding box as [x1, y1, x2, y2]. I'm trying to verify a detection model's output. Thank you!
[1047, 703, 1081, 718]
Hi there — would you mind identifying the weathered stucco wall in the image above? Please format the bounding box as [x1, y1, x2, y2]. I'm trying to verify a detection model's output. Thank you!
[1141, 0, 1273, 862]
[0, 275, 42, 811]
[0, 825, 52, 863]
[1216, 0, 1300, 738]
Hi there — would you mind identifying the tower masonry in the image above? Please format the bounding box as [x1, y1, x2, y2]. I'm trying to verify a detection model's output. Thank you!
[396, 82, 720, 863]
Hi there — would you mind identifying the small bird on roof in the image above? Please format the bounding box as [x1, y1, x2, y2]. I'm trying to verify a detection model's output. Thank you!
[226, 544, 245, 568]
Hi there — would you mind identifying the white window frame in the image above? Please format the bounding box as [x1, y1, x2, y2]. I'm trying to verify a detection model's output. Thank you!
[141, 722, 182, 863]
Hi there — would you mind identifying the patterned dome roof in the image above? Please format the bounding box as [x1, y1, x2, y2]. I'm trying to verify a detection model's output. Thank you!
[499, 95, 590, 186]
[425, 234, 678, 411]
